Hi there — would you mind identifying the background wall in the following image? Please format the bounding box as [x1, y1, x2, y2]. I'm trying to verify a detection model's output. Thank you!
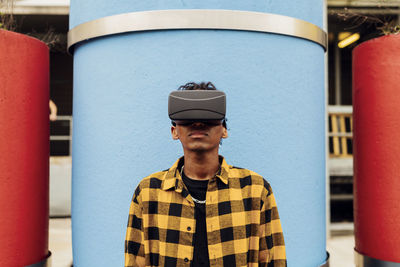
[70, 1, 326, 266]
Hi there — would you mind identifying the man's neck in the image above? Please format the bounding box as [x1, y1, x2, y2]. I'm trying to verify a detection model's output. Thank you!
[182, 151, 220, 180]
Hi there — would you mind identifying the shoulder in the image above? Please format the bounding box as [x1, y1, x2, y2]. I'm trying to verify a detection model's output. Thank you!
[136, 169, 169, 190]
[227, 165, 273, 195]
[228, 165, 265, 185]
[130, 169, 170, 204]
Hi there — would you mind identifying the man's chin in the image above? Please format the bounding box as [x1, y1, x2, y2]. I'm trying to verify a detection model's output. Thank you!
[186, 144, 218, 153]
[188, 147, 208, 152]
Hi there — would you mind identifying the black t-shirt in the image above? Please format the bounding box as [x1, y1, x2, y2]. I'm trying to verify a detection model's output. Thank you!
[182, 171, 210, 267]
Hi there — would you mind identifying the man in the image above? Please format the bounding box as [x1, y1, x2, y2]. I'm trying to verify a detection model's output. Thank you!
[125, 82, 286, 266]
[49, 99, 58, 121]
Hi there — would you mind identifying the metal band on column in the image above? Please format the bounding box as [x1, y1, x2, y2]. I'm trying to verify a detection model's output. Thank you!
[67, 9, 327, 53]
[320, 252, 330, 267]
[25, 252, 52, 267]
[355, 250, 400, 267]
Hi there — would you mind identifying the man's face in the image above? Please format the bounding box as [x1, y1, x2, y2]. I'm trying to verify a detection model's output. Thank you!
[171, 120, 228, 153]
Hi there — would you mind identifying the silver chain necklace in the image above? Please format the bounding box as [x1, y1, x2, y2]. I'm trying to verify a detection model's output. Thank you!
[191, 196, 206, 204]
[180, 165, 207, 204]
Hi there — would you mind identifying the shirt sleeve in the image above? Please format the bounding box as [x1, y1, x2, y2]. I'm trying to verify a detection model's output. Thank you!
[259, 180, 287, 267]
[125, 185, 145, 267]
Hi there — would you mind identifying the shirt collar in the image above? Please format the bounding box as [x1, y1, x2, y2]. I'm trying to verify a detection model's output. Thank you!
[161, 155, 230, 191]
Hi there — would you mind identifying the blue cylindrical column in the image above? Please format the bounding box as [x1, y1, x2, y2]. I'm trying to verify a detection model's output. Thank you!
[70, 1, 326, 266]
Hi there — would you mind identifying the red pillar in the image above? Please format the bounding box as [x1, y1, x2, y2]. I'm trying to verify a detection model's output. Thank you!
[353, 34, 400, 263]
[0, 30, 49, 266]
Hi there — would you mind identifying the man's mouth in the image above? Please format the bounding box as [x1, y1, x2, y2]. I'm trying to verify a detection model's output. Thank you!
[189, 131, 208, 137]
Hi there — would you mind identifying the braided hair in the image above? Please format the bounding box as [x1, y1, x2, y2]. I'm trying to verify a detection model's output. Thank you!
[178, 82, 217, 91]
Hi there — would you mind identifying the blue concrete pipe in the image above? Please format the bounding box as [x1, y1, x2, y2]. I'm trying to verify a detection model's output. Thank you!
[70, 1, 326, 266]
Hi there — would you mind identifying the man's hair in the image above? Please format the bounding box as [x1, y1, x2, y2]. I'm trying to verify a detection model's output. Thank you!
[176, 82, 227, 129]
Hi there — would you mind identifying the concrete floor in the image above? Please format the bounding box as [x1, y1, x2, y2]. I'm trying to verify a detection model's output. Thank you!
[49, 218, 73, 267]
[327, 235, 355, 267]
[49, 218, 355, 267]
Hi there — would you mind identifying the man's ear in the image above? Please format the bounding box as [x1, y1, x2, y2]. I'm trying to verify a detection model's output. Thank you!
[171, 126, 179, 140]
[222, 127, 228, 139]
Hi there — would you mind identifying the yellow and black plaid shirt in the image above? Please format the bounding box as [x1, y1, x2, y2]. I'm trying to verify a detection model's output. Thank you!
[125, 157, 286, 267]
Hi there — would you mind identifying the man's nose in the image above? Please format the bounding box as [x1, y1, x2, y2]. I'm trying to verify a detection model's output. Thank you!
[191, 121, 206, 127]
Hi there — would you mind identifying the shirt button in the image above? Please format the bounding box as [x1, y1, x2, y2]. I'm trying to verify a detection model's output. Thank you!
[184, 258, 189, 263]
[187, 226, 191, 231]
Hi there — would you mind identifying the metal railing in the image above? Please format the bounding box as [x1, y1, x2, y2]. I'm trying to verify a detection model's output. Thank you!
[49, 109, 353, 158]
[50, 115, 72, 156]
[328, 106, 353, 158]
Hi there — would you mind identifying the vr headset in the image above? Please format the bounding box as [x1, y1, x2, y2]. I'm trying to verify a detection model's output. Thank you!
[168, 90, 226, 121]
